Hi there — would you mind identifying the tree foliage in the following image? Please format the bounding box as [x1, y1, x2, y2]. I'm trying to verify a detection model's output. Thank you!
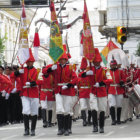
[0, 34, 7, 65]
[136, 42, 140, 56]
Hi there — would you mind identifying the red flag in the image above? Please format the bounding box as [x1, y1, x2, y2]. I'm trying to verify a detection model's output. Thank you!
[82, 0, 95, 62]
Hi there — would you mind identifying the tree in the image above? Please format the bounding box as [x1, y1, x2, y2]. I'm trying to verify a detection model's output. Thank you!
[0, 34, 7, 65]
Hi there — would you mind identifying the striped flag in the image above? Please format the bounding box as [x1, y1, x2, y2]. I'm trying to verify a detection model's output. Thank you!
[49, 0, 64, 63]
[100, 40, 119, 66]
[18, 0, 29, 65]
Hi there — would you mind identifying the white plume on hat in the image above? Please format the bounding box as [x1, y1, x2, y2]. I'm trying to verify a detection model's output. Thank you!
[122, 55, 129, 68]
[114, 53, 122, 65]
[136, 57, 140, 68]
[129, 54, 135, 64]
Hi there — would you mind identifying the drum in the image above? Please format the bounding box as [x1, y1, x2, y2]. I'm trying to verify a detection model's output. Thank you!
[127, 84, 140, 107]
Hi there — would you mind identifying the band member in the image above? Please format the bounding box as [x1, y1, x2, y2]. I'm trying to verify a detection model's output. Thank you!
[44, 47, 77, 136]
[108, 57, 125, 125]
[121, 55, 130, 123]
[14, 48, 39, 136]
[78, 57, 91, 126]
[133, 57, 140, 119]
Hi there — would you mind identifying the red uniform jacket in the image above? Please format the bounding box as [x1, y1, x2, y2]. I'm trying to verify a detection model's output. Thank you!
[10, 72, 21, 92]
[37, 74, 55, 101]
[78, 71, 91, 98]
[17, 67, 39, 98]
[108, 69, 125, 95]
[45, 63, 78, 96]
[0, 74, 12, 93]
[91, 66, 108, 97]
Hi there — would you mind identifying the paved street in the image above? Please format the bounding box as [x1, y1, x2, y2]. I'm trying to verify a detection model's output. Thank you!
[0, 117, 140, 140]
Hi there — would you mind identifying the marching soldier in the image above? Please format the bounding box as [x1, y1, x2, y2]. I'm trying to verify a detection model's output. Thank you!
[37, 64, 55, 128]
[90, 48, 110, 133]
[108, 58, 125, 125]
[81, 48, 111, 133]
[78, 57, 91, 126]
[44, 47, 77, 136]
[14, 48, 39, 136]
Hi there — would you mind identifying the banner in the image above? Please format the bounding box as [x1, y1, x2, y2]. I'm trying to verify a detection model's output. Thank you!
[49, 0, 64, 63]
[83, 0, 95, 62]
[18, 0, 29, 65]
[100, 40, 119, 66]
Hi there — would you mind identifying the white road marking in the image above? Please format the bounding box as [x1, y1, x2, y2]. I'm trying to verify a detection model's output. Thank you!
[0, 126, 23, 131]
[119, 125, 128, 129]
[104, 131, 114, 136]
[1, 135, 18, 140]
[31, 132, 46, 139]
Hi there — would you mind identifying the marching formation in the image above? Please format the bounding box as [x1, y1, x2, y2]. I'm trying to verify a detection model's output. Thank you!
[0, 0, 140, 138]
[0, 46, 140, 137]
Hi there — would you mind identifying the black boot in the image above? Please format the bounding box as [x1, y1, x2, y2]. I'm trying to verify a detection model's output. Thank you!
[41, 109, 47, 128]
[88, 110, 92, 126]
[81, 110, 87, 126]
[31, 115, 37, 136]
[48, 110, 52, 127]
[117, 107, 122, 124]
[23, 115, 30, 136]
[68, 116, 72, 134]
[64, 115, 70, 136]
[110, 107, 116, 125]
[99, 111, 105, 133]
[57, 114, 64, 135]
[91, 110, 98, 132]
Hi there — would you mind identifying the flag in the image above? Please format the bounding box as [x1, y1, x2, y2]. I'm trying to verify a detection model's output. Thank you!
[49, 0, 64, 63]
[82, 0, 95, 62]
[80, 31, 84, 56]
[100, 40, 119, 66]
[18, 0, 29, 65]
[33, 28, 40, 61]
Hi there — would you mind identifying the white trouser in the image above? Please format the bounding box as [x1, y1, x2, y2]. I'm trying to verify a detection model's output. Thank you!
[106, 100, 110, 117]
[121, 98, 129, 121]
[79, 98, 90, 111]
[48, 101, 55, 111]
[89, 93, 107, 112]
[40, 100, 47, 109]
[52, 103, 57, 123]
[55, 94, 73, 115]
[22, 96, 39, 116]
[72, 96, 80, 118]
[128, 99, 134, 118]
[134, 104, 140, 116]
[108, 94, 123, 108]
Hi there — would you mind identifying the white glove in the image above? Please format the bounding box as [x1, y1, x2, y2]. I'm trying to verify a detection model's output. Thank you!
[86, 70, 94, 76]
[1, 90, 6, 97]
[51, 64, 57, 70]
[62, 85, 68, 90]
[5, 93, 10, 100]
[94, 82, 99, 88]
[25, 82, 30, 86]
[11, 88, 17, 93]
[19, 69, 24, 74]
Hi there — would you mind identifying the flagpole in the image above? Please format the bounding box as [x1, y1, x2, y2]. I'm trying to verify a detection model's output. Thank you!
[11, 18, 21, 66]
